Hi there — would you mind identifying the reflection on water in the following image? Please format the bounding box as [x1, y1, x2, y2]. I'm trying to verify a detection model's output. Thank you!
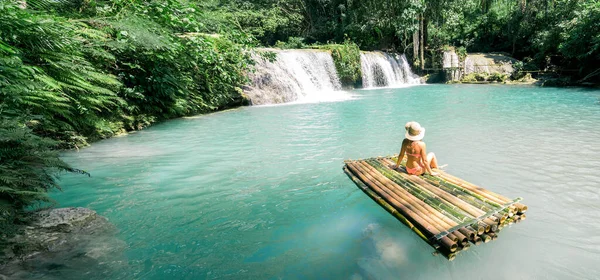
[43, 84, 600, 279]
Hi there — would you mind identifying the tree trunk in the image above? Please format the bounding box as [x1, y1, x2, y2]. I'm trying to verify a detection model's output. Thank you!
[420, 14, 424, 71]
[413, 30, 419, 68]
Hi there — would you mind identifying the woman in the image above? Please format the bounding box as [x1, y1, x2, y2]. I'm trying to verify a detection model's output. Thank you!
[392, 121, 439, 176]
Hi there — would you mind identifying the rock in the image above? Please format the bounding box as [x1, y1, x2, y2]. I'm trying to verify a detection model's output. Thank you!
[464, 53, 518, 76]
[0, 208, 127, 279]
[440, 50, 520, 82]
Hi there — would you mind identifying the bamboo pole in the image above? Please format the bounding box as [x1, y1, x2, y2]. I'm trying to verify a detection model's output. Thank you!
[346, 163, 457, 252]
[424, 172, 506, 209]
[347, 163, 439, 234]
[458, 228, 476, 240]
[357, 162, 459, 231]
[493, 213, 507, 223]
[370, 159, 473, 223]
[514, 203, 528, 213]
[389, 158, 521, 234]
[361, 161, 482, 250]
[345, 157, 528, 260]
[452, 231, 468, 245]
[519, 214, 527, 221]
[354, 166, 461, 245]
[344, 166, 457, 261]
[394, 155, 523, 218]
[469, 224, 485, 235]
[473, 235, 482, 245]
[387, 159, 491, 217]
[375, 158, 482, 221]
[436, 173, 510, 207]
[369, 159, 470, 222]
[437, 171, 512, 204]
[421, 177, 498, 213]
[393, 169, 486, 218]
[478, 221, 491, 233]
[378, 159, 491, 238]
[480, 234, 492, 243]
[482, 218, 499, 232]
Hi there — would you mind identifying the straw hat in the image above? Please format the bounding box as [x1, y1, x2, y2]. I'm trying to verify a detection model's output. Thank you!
[405, 121, 425, 141]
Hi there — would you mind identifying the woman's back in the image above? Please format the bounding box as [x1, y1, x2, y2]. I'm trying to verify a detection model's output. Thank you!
[395, 121, 439, 176]
[404, 139, 424, 169]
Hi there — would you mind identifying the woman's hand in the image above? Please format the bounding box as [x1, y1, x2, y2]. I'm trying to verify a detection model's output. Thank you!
[389, 164, 398, 170]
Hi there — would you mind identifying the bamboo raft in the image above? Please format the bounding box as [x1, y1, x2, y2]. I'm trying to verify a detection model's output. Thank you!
[343, 156, 527, 261]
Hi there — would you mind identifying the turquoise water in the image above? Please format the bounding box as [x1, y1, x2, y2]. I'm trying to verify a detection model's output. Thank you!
[50, 85, 600, 279]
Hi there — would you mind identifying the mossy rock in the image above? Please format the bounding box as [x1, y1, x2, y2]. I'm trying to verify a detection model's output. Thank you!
[488, 73, 509, 82]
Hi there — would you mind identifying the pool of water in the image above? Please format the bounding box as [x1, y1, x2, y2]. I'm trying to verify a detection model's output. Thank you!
[48, 84, 600, 279]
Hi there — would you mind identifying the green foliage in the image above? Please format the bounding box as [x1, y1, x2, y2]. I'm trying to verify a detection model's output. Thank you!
[461, 72, 508, 83]
[317, 40, 362, 87]
[488, 73, 509, 82]
[274, 37, 306, 49]
[0, 3, 123, 147]
[456, 46, 468, 62]
[1, 0, 255, 142]
[0, 116, 85, 232]
[200, 0, 598, 82]
[425, 0, 599, 82]
[461, 73, 487, 82]
[0, 0, 255, 234]
[203, 0, 305, 46]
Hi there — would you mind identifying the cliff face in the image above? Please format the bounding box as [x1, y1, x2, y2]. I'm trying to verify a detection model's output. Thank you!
[441, 51, 519, 82]
[464, 53, 518, 75]
[1, 208, 126, 279]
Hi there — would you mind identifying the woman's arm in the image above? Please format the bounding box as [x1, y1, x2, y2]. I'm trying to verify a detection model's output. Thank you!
[419, 143, 438, 176]
[393, 139, 407, 169]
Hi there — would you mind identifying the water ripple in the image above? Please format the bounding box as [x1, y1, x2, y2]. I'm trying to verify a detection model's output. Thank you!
[49, 85, 600, 280]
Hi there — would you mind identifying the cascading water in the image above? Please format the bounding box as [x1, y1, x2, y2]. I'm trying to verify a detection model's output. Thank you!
[244, 49, 348, 105]
[360, 52, 421, 88]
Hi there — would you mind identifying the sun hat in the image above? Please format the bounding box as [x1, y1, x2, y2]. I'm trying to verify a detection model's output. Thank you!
[405, 121, 425, 141]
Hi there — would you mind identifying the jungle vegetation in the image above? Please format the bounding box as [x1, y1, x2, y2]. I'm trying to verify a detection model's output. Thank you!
[1, 0, 598, 235]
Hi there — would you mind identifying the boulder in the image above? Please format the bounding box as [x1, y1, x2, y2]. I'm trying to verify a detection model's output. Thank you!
[0, 208, 127, 279]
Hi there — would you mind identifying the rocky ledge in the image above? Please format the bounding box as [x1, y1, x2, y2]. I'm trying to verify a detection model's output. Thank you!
[0, 207, 126, 279]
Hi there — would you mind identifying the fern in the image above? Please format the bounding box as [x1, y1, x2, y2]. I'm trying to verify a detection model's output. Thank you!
[0, 116, 85, 232]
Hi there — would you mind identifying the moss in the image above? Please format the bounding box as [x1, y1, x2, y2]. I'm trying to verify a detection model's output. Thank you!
[488, 73, 509, 82]
[461, 73, 488, 82]
[315, 40, 362, 87]
[461, 72, 508, 83]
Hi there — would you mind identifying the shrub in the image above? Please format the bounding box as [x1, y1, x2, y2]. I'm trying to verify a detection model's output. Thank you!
[318, 40, 362, 87]
[488, 73, 509, 82]
[0, 116, 85, 234]
[274, 37, 306, 49]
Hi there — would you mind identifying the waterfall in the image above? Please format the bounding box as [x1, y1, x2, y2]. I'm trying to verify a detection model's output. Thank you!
[360, 52, 421, 88]
[244, 49, 349, 105]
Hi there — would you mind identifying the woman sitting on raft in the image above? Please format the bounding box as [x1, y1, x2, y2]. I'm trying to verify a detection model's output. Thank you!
[392, 121, 439, 176]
